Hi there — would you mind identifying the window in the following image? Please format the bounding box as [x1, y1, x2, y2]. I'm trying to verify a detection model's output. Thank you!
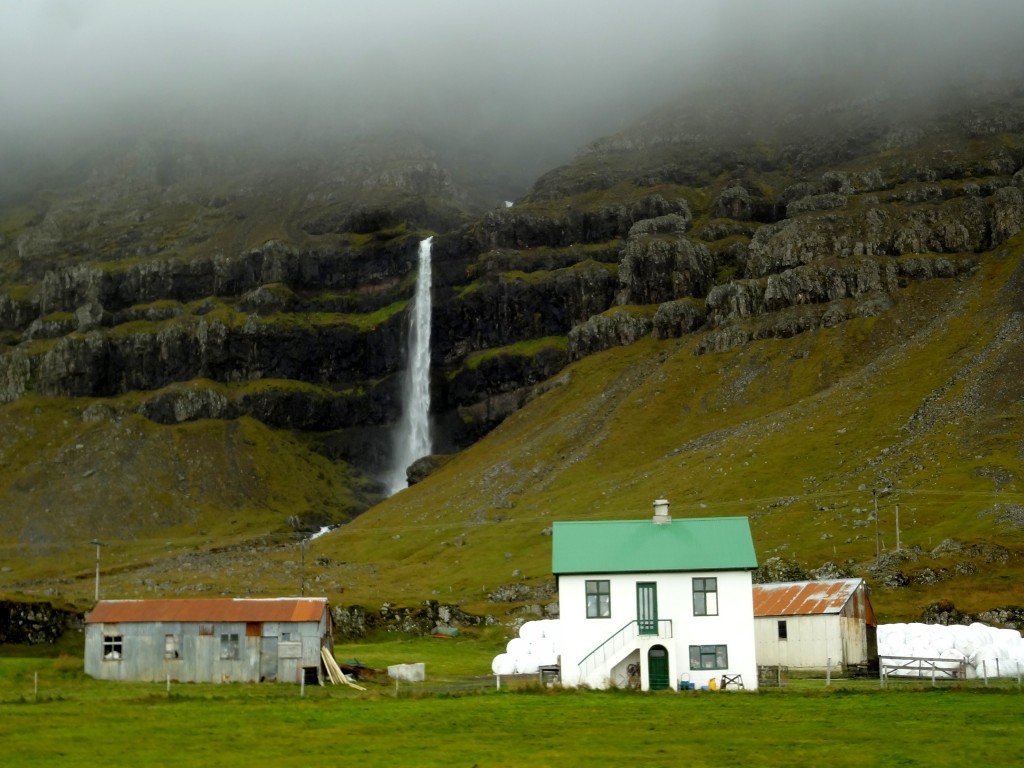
[778, 620, 788, 640]
[585, 580, 611, 618]
[220, 633, 240, 660]
[692, 577, 718, 616]
[165, 634, 180, 659]
[103, 635, 123, 660]
[281, 631, 292, 642]
[689, 644, 729, 670]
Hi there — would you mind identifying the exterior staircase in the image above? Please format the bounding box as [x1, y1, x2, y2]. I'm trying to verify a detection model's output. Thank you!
[577, 619, 673, 684]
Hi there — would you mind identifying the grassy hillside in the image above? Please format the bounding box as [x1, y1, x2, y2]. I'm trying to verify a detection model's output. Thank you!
[303, 231, 1024, 622]
[8, 231, 1019, 621]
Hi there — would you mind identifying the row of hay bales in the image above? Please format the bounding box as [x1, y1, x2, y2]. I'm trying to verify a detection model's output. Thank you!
[878, 622, 1024, 678]
[491, 619, 562, 675]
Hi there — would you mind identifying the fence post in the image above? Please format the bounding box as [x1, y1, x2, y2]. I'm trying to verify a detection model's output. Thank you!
[496, 674, 501, 691]
[826, 658, 831, 687]
[982, 660, 988, 687]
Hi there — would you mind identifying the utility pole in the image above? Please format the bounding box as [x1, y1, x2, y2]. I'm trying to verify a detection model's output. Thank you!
[895, 503, 901, 552]
[88, 539, 104, 602]
[873, 490, 880, 565]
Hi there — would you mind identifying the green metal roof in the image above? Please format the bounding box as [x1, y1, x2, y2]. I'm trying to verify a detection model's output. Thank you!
[551, 516, 757, 574]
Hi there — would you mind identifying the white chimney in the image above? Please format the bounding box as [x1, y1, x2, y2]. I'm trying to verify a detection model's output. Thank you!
[652, 498, 671, 524]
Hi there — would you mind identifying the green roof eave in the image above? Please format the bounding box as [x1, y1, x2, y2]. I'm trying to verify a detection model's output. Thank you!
[551, 517, 758, 575]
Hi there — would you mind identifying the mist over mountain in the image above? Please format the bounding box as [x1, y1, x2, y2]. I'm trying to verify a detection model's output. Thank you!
[4, 0, 1024, 208]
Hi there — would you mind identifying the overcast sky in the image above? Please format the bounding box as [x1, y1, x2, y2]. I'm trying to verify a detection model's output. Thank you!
[2, 1, 1023, 190]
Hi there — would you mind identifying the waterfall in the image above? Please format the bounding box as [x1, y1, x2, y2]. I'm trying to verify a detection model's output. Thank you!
[389, 237, 433, 494]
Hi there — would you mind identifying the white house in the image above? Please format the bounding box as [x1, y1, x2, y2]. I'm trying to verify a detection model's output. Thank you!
[84, 597, 333, 684]
[752, 578, 877, 673]
[552, 499, 759, 691]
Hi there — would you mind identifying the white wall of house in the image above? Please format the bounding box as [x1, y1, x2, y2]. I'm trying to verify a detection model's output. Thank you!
[557, 569, 758, 691]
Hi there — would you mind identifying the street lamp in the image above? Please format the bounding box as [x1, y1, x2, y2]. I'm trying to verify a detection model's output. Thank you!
[88, 539, 104, 602]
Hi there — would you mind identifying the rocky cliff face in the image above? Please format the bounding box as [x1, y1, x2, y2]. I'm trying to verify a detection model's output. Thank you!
[3, 85, 1024, 569]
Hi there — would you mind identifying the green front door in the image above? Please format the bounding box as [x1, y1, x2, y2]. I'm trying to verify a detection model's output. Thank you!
[636, 582, 658, 635]
[648, 646, 670, 690]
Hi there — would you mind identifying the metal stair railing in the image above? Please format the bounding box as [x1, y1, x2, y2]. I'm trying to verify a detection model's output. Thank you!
[577, 619, 673, 683]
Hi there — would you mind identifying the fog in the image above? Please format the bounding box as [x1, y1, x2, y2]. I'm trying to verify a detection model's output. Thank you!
[2, 0, 1024, 200]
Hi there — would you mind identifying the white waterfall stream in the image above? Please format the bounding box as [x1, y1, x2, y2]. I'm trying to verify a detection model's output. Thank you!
[388, 237, 433, 494]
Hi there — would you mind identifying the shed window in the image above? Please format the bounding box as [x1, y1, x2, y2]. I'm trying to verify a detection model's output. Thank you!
[778, 620, 788, 640]
[103, 635, 123, 660]
[585, 580, 611, 618]
[165, 633, 180, 659]
[220, 633, 240, 660]
[689, 644, 728, 670]
[692, 577, 718, 616]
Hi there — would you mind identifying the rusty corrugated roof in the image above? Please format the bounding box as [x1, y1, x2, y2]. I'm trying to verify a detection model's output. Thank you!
[752, 579, 866, 618]
[85, 597, 328, 624]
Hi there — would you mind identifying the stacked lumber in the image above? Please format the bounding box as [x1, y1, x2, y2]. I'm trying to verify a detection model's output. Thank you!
[321, 647, 366, 690]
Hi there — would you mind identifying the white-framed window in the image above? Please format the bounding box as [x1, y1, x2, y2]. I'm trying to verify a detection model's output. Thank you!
[165, 633, 180, 659]
[689, 644, 728, 670]
[103, 634, 123, 660]
[220, 633, 240, 660]
[692, 577, 718, 616]
[585, 579, 611, 618]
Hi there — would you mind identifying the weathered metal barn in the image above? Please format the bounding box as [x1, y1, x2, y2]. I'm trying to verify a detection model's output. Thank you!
[753, 578, 877, 673]
[84, 597, 333, 684]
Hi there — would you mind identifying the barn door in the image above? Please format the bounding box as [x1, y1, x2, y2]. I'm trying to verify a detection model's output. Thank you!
[636, 582, 658, 635]
[260, 636, 279, 682]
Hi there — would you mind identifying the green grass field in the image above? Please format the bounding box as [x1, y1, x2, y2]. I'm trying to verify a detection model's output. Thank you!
[2, 637, 1022, 767]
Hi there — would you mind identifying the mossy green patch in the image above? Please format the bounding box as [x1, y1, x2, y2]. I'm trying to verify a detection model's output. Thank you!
[463, 336, 568, 371]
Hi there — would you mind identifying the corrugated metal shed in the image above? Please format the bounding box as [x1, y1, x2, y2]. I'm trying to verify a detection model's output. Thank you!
[85, 597, 328, 624]
[753, 579, 871, 620]
[552, 517, 757, 574]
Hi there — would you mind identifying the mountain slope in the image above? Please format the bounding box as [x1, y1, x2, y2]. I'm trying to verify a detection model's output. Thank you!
[3, 82, 1024, 624]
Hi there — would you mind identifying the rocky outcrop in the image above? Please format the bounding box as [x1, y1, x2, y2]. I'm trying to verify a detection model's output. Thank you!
[0, 310, 407, 406]
[331, 600, 495, 639]
[708, 255, 976, 328]
[653, 299, 707, 339]
[444, 344, 568, 408]
[0, 600, 82, 645]
[28, 238, 417, 325]
[695, 294, 895, 355]
[0, 291, 38, 331]
[617, 229, 715, 305]
[568, 310, 653, 360]
[434, 261, 617, 359]
[477, 194, 691, 249]
[745, 190, 1024, 278]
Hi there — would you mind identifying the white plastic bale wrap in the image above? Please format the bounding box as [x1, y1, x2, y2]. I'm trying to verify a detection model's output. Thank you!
[490, 619, 564, 676]
[491, 653, 517, 676]
[878, 621, 1024, 678]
